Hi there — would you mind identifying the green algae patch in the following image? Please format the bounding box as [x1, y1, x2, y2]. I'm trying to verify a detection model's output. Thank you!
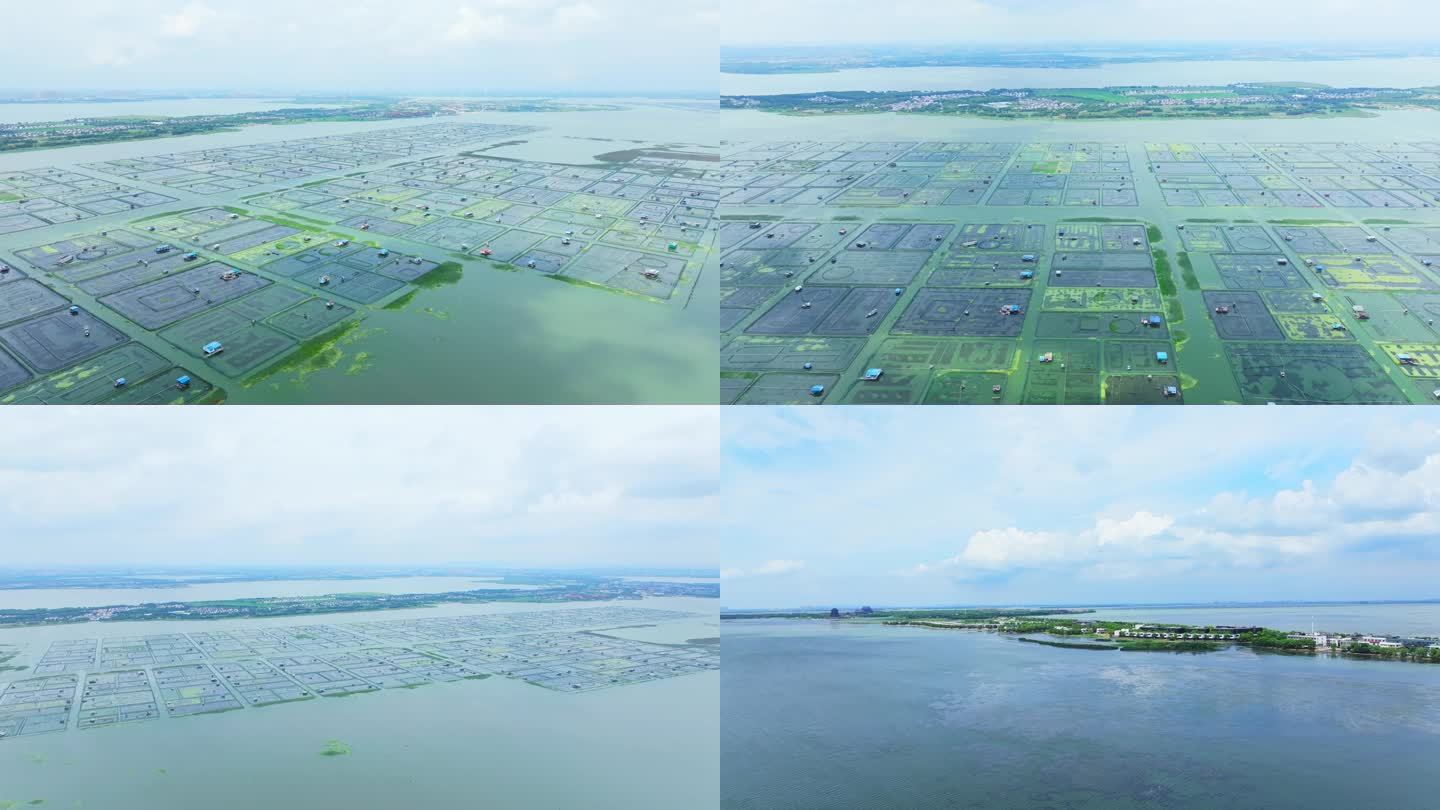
[382, 290, 418, 311]
[1176, 251, 1200, 291]
[1152, 249, 1184, 324]
[319, 740, 352, 757]
[344, 351, 372, 376]
[251, 322, 378, 388]
[414, 261, 464, 289]
[258, 212, 334, 231]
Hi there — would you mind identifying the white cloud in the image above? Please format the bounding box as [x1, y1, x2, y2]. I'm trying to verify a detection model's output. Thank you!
[161, 3, 218, 38]
[0, 407, 717, 569]
[445, 6, 511, 43]
[552, 2, 603, 29]
[0, 0, 717, 94]
[904, 452, 1440, 583]
[1094, 512, 1173, 548]
[722, 0, 1438, 44]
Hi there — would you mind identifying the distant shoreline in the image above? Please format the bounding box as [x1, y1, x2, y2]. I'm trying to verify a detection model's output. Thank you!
[723, 609, 1440, 664]
[721, 82, 1440, 120]
[720, 50, 1440, 76]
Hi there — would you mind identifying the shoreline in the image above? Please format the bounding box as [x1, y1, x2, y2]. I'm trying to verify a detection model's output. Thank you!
[720, 609, 1440, 664]
[882, 618, 1440, 664]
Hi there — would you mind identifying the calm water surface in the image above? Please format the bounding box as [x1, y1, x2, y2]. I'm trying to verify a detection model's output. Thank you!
[0, 101, 718, 404]
[1048, 603, 1440, 636]
[0, 597, 718, 809]
[723, 620, 1440, 810]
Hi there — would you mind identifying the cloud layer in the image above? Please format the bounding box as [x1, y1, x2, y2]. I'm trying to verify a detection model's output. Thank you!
[0, 407, 717, 568]
[2, 1, 716, 94]
[722, 409, 1440, 608]
[722, 0, 1438, 45]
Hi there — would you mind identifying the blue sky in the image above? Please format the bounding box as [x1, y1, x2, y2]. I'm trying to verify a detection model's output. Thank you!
[0, 407, 717, 569]
[1, 1, 717, 95]
[722, 408, 1440, 609]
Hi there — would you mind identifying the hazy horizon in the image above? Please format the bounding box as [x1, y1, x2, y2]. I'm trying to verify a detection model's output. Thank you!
[724, 597, 1440, 611]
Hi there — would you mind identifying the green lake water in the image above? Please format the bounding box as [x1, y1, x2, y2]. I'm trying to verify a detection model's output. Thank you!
[0, 596, 718, 809]
[723, 619, 1440, 809]
[0, 101, 719, 404]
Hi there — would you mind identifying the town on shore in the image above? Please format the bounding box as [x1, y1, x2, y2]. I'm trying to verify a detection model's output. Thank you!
[721, 606, 1440, 663]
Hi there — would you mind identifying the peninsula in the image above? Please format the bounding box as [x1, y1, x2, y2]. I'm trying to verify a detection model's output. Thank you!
[0, 578, 719, 627]
[0, 98, 623, 153]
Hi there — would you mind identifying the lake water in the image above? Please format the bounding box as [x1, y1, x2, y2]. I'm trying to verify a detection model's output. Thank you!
[0, 596, 718, 809]
[1044, 603, 1440, 637]
[723, 620, 1440, 810]
[0, 100, 718, 404]
[0, 576, 545, 610]
[0, 98, 347, 124]
[721, 56, 1440, 94]
[723, 106, 1440, 143]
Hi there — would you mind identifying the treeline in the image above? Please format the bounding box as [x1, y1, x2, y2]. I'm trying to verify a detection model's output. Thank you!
[1348, 643, 1440, 663]
[0, 105, 429, 153]
[1241, 629, 1317, 650]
